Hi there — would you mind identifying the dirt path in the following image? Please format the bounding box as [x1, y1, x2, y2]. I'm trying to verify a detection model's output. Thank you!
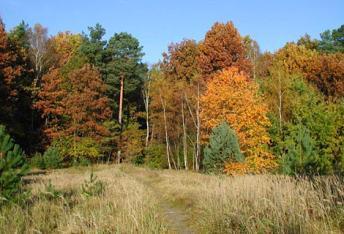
[121, 166, 194, 234]
[160, 202, 194, 234]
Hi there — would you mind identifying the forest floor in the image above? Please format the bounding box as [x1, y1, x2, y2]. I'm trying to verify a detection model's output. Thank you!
[0, 164, 343, 233]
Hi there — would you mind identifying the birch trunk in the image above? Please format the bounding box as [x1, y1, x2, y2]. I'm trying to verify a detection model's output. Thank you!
[181, 101, 188, 170]
[277, 71, 283, 135]
[117, 74, 124, 163]
[184, 84, 201, 171]
[118, 74, 124, 126]
[143, 78, 151, 147]
[195, 82, 201, 171]
[160, 93, 172, 169]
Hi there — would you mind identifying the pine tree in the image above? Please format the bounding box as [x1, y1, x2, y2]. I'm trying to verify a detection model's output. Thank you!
[203, 122, 243, 173]
[0, 125, 29, 202]
[281, 124, 331, 175]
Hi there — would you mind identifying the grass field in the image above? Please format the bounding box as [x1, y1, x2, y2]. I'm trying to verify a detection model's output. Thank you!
[0, 164, 343, 233]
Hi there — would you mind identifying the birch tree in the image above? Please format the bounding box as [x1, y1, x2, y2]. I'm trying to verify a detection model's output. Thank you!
[28, 24, 49, 94]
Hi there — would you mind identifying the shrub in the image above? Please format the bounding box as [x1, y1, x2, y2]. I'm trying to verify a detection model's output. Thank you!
[30, 153, 45, 169]
[281, 124, 332, 175]
[81, 172, 105, 197]
[122, 123, 145, 162]
[41, 180, 62, 199]
[30, 147, 62, 170]
[0, 125, 29, 203]
[203, 122, 243, 173]
[52, 137, 101, 162]
[144, 143, 167, 169]
[50, 137, 71, 159]
[43, 147, 62, 169]
[69, 138, 101, 159]
[72, 157, 91, 167]
[133, 154, 145, 165]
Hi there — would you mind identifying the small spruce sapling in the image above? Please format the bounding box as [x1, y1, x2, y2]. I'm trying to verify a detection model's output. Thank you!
[203, 122, 243, 173]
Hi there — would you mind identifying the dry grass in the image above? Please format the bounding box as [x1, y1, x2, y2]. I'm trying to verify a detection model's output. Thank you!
[0, 165, 343, 233]
[152, 169, 344, 233]
[0, 165, 167, 233]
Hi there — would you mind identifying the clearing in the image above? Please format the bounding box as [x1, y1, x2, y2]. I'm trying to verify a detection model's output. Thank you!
[0, 164, 343, 233]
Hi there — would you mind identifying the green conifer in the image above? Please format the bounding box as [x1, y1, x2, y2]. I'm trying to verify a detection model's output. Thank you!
[0, 125, 29, 202]
[203, 122, 243, 173]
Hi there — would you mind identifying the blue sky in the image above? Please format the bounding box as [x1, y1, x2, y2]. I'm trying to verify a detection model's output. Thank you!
[1, 0, 343, 63]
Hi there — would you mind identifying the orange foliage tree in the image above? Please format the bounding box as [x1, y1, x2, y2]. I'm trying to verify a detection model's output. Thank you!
[35, 32, 111, 144]
[149, 67, 179, 169]
[36, 64, 111, 142]
[198, 22, 251, 77]
[35, 68, 66, 139]
[161, 39, 202, 169]
[0, 20, 24, 97]
[200, 67, 276, 174]
[256, 52, 274, 78]
[307, 52, 344, 98]
[35, 32, 82, 141]
[162, 39, 200, 82]
[275, 43, 344, 99]
[63, 65, 111, 139]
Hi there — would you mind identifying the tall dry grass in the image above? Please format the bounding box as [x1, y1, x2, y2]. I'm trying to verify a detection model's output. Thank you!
[154, 169, 344, 233]
[0, 165, 167, 233]
[1, 165, 343, 233]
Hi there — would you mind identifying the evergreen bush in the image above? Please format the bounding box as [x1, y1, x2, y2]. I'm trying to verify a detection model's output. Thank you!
[203, 122, 243, 173]
[0, 125, 29, 202]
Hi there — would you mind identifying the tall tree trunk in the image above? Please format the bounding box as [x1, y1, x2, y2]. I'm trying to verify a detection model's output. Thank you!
[192, 144, 195, 170]
[253, 45, 256, 80]
[195, 82, 201, 171]
[150, 124, 154, 142]
[184, 86, 201, 172]
[143, 79, 150, 147]
[160, 93, 172, 169]
[170, 145, 177, 170]
[118, 74, 124, 126]
[277, 71, 283, 135]
[117, 74, 124, 163]
[176, 143, 180, 170]
[182, 101, 188, 170]
[73, 119, 77, 159]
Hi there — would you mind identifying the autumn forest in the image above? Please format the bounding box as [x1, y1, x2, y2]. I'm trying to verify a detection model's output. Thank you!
[0, 15, 344, 233]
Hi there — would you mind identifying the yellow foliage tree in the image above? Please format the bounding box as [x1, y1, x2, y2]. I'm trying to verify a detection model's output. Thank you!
[50, 32, 83, 66]
[200, 67, 276, 174]
[274, 43, 317, 76]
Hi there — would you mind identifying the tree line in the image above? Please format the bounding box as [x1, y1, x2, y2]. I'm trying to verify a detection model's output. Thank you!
[0, 18, 343, 175]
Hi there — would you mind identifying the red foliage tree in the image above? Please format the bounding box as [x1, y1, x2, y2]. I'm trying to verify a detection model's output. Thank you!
[0, 20, 24, 97]
[36, 65, 111, 142]
[307, 53, 344, 99]
[162, 39, 200, 82]
[63, 65, 111, 140]
[35, 68, 66, 139]
[198, 22, 252, 77]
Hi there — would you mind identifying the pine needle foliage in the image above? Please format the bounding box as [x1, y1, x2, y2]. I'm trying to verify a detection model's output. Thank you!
[203, 122, 243, 173]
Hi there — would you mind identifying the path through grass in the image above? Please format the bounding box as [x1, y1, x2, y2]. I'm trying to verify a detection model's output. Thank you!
[120, 165, 194, 234]
[1, 164, 343, 233]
